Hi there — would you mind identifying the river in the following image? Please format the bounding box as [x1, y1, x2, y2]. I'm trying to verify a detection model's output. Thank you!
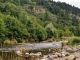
[0, 42, 62, 52]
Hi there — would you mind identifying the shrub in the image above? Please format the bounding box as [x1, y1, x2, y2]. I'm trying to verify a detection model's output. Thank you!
[10, 39, 17, 44]
[47, 38, 53, 42]
[61, 41, 67, 47]
[68, 38, 80, 46]
[4, 39, 11, 44]
[16, 38, 23, 43]
[29, 38, 35, 43]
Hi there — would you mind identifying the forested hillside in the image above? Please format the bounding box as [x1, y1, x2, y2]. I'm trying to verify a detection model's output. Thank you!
[0, 0, 80, 42]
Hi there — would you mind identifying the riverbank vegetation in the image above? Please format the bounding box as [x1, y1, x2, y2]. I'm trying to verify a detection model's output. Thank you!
[0, 0, 80, 43]
[67, 37, 80, 46]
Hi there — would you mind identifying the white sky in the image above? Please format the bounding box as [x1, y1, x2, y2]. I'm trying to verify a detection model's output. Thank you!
[54, 0, 80, 8]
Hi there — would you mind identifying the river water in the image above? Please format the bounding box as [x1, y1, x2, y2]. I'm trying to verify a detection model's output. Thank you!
[0, 42, 62, 52]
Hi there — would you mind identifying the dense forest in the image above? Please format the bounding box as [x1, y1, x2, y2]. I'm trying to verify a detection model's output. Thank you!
[0, 0, 80, 43]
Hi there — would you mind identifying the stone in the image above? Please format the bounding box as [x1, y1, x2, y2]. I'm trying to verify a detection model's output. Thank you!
[55, 52, 61, 57]
[67, 55, 75, 60]
[29, 53, 35, 60]
[36, 52, 42, 56]
[48, 55, 54, 60]
[65, 52, 69, 56]
[61, 51, 69, 56]
[40, 58, 49, 60]
[25, 53, 29, 57]
[25, 53, 29, 60]
[73, 47, 79, 52]
[66, 48, 75, 53]
[61, 53, 65, 57]
[52, 55, 58, 58]
[43, 55, 48, 58]
[15, 50, 22, 56]
[33, 54, 40, 60]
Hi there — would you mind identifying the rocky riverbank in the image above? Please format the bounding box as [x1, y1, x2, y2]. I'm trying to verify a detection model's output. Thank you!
[40, 45, 80, 60]
[0, 42, 80, 60]
[14, 45, 80, 60]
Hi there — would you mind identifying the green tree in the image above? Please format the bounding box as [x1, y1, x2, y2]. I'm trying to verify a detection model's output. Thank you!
[64, 29, 73, 37]
[0, 17, 6, 41]
[45, 23, 54, 38]
[4, 15, 29, 41]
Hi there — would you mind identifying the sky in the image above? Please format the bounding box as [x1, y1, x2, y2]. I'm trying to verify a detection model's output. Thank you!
[54, 0, 80, 8]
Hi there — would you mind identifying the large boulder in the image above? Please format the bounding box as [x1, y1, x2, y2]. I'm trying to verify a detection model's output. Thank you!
[66, 47, 75, 53]
[73, 47, 79, 52]
[67, 55, 75, 60]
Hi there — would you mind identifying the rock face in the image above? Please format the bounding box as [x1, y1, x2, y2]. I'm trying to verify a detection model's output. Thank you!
[33, 6, 45, 14]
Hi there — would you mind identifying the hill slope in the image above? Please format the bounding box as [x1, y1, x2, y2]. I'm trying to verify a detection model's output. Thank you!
[0, 0, 80, 42]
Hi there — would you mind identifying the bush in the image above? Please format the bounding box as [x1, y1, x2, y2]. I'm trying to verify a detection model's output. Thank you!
[62, 41, 67, 47]
[4, 39, 11, 44]
[16, 38, 23, 43]
[10, 39, 17, 44]
[47, 38, 53, 42]
[68, 38, 80, 46]
[29, 38, 35, 43]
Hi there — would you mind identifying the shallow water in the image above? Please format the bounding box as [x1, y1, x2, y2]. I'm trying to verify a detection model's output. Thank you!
[0, 42, 62, 52]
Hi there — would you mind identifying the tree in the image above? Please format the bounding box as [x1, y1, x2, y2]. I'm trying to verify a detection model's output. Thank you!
[0, 17, 6, 41]
[45, 23, 54, 38]
[64, 29, 73, 37]
[4, 15, 29, 41]
[27, 19, 47, 41]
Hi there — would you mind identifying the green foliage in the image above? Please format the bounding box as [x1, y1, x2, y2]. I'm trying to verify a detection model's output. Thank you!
[10, 39, 17, 44]
[47, 38, 54, 42]
[26, 18, 47, 41]
[4, 39, 11, 44]
[29, 2, 36, 9]
[61, 41, 67, 47]
[0, 13, 6, 41]
[68, 38, 80, 46]
[54, 30, 64, 39]
[45, 23, 54, 38]
[4, 15, 29, 39]
[0, 0, 80, 42]
[64, 29, 73, 37]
